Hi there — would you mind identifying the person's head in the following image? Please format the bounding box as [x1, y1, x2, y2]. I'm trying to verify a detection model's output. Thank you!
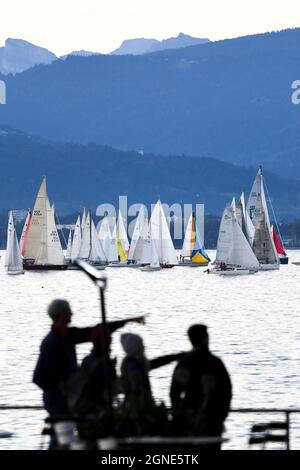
[121, 333, 144, 358]
[48, 299, 72, 326]
[187, 324, 209, 349]
[91, 326, 112, 356]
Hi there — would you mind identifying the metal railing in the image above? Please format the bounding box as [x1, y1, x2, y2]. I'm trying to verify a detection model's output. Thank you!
[1, 406, 300, 449]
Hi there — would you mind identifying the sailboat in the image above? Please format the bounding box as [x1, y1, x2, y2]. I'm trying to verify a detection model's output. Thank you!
[247, 167, 279, 270]
[98, 216, 114, 262]
[65, 229, 73, 262]
[150, 200, 178, 268]
[180, 212, 210, 267]
[210, 199, 259, 275]
[236, 192, 255, 246]
[70, 215, 82, 265]
[126, 205, 148, 267]
[23, 178, 67, 270]
[118, 209, 129, 255]
[108, 212, 131, 267]
[5, 211, 24, 275]
[19, 210, 32, 257]
[78, 211, 107, 269]
[272, 226, 288, 265]
[140, 223, 162, 271]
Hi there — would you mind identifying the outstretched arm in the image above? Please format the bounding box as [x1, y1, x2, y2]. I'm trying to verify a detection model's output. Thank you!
[150, 353, 185, 370]
[108, 314, 147, 333]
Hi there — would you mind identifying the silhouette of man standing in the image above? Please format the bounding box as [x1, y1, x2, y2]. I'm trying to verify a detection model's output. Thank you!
[33, 299, 145, 417]
[170, 324, 232, 448]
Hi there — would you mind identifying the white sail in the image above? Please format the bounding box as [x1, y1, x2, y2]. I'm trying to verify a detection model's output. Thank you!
[19, 211, 31, 256]
[78, 211, 91, 259]
[108, 220, 119, 262]
[35, 199, 65, 265]
[216, 203, 259, 269]
[6, 211, 24, 273]
[118, 209, 130, 253]
[98, 217, 113, 260]
[65, 229, 72, 261]
[130, 216, 149, 264]
[247, 168, 279, 265]
[140, 222, 152, 264]
[71, 215, 82, 262]
[149, 223, 160, 268]
[24, 177, 47, 260]
[128, 205, 147, 260]
[81, 208, 86, 230]
[240, 192, 255, 246]
[215, 205, 233, 264]
[150, 200, 178, 265]
[89, 220, 107, 263]
[230, 200, 259, 269]
[247, 167, 271, 229]
[181, 211, 193, 257]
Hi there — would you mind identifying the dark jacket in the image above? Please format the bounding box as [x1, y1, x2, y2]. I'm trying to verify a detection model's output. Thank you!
[170, 348, 232, 433]
[121, 353, 184, 403]
[80, 351, 117, 409]
[33, 320, 127, 393]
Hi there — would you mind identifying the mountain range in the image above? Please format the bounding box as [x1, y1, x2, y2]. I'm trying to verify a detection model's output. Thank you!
[0, 34, 210, 75]
[0, 38, 56, 74]
[1, 28, 300, 178]
[111, 33, 210, 55]
[0, 126, 299, 219]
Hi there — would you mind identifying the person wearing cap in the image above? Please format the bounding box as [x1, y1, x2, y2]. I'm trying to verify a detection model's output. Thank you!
[170, 324, 232, 448]
[33, 299, 145, 418]
[120, 333, 184, 404]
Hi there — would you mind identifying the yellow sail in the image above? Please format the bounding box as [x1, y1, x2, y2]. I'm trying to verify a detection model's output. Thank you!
[117, 232, 127, 261]
[191, 212, 210, 265]
[191, 251, 210, 264]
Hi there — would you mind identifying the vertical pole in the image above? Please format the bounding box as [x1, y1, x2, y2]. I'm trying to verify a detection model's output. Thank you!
[99, 285, 114, 434]
[286, 411, 290, 451]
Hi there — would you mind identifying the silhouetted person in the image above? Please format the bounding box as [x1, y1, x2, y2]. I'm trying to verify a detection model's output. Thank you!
[120, 333, 183, 404]
[68, 326, 118, 417]
[170, 324, 232, 448]
[33, 299, 145, 418]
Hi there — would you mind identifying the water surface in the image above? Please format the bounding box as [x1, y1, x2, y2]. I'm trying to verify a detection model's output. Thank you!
[0, 250, 299, 449]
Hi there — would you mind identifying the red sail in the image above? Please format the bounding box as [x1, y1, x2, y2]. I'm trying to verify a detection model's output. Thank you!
[273, 227, 286, 256]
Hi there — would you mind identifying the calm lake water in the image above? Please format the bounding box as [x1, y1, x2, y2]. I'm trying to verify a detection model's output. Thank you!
[0, 249, 300, 450]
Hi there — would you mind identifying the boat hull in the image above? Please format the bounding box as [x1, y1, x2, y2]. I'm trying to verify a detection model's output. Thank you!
[140, 266, 162, 272]
[279, 257, 289, 265]
[7, 270, 25, 275]
[179, 261, 208, 267]
[24, 263, 68, 271]
[68, 262, 106, 270]
[259, 264, 280, 271]
[108, 262, 135, 268]
[209, 268, 257, 276]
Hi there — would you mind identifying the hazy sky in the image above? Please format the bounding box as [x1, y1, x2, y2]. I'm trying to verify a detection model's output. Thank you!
[1, 0, 299, 55]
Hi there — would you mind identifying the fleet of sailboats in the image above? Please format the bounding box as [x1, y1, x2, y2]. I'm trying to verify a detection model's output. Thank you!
[212, 166, 285, 274]
[212, 199, 260, 275]
[3, 167, 290, 276]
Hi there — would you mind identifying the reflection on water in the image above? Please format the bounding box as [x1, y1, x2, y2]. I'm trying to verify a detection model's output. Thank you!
[0, 250, 300, 449]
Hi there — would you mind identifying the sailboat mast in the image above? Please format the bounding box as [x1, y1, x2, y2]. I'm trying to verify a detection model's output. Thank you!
[89, 210, 92, 259]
